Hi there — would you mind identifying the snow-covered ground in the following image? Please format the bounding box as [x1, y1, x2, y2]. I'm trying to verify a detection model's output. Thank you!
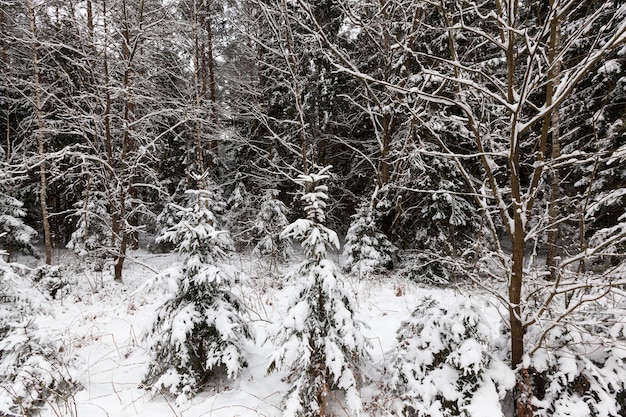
[26, 249, 496, 417]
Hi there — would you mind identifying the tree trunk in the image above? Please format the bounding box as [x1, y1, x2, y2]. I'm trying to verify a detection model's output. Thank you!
[27, 0, 53, 265]
[1, 7, 10, 162]
[113, 0, 140, 280]
[502, 3, 534, 415]
[100, 0, 118, 272]
[193, 0, 206, 186]
[381, 112, 392, 186]
[205, 9, 219, 158]
[102, 0, 113, 163]
[509, 207, 525, 369]
[545, 1, 562, 282]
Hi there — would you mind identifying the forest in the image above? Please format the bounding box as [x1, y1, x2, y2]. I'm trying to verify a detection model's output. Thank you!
[1, 0, 625, 416]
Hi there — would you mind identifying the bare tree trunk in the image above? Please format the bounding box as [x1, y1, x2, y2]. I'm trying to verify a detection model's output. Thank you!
[509, 123, 525, 373]
[100, 0, 118, 272]
[113, 0, 142, 281]
[499, 0, 527, 374]
[500, 3, 534, 415]
[379, 110, 394, 238]
[381, 113, 392, 186]
[280, 0, 308, 176]
[545, 2, 562, 281]
[192, 0, 206, 187]
[379, 2, 392, 188]
[102, 0, 113, 164]
[27, 0, 53, 265]
[1, 7, 10, 162]
[205, 7, 219, 158]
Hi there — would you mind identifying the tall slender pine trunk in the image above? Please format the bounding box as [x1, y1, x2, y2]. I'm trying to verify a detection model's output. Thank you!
[27, 0, 53, 265]
[545, 3, 562, 282]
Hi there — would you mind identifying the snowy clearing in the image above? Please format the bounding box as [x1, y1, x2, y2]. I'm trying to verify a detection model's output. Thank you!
[25, 249, 494, 417]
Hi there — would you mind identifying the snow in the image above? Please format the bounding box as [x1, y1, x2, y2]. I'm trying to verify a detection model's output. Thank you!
[465, 379, 505, 417]
[170, 303, 200, 345]
[598, 59, 622, 74]
[3, 245, 622, 417]
[2, 249, 471, 417]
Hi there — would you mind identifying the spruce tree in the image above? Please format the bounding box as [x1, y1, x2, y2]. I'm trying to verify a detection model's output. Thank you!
[225, 181, 257, 250]
[142, 189, 252, 403]
[0, 190, 37, 260]
[253, 188, 292, 263]
[66, 194, 112, 270]
[268, 168, 370, 417]
[386, 297, 514, 417]
[343, 194, 395, 277]
[524, 321, 626, 417]
[0, 253, 80, 415]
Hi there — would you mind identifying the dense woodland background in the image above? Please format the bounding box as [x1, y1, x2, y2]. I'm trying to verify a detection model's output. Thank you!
[1, 0, 626, 416]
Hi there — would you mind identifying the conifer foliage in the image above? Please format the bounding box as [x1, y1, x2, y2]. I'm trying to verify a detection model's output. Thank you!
[386, 297, 514, 417]
[268, 168, 370, 417]
[66, 196, 112, 270]
[525, 322, 626, 417]
[253, 189, 292, 262]
[142, 189, 252, 403]
[343, 193, 395, 277]
[0, 257, 80, 415]
[0, 191, 37, 260]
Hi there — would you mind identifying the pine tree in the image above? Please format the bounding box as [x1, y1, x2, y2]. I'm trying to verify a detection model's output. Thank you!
[343, 193, 395, 277]
[0, 254, 80, 415]
[66, 194, 112, 270]
[149, 198, 182, 253]
[142, 189, 252, 404]
[524, 321, 626, 417]
[386, 297, 514, 417]
[253, 188, 292, 263]
[0, 190, 37, 260]
[225, 181, 257, 250]
[268, 168, 370, 417]
[392, 144, 480, 284]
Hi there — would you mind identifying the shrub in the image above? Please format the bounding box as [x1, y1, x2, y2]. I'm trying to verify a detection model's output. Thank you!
[526, 323, 626, 417]
[386, 297, 514, 417]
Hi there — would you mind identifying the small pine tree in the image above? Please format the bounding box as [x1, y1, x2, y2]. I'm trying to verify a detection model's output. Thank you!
[585, 144, 626, 269]
[142, 189, 252, 404]
[0, 192, 38, 260]
[150, 198, 183, 253]
[0, 257, 81, 415]
[225, 181, 257, 249]
[151, 178, 227, 252]
[525, 322, 626, 417]
[343, 194, 396, 277]
[386, 297, 514, 417]
[66, 196, 112, 270]
[268, 168, 370, 417]
[253, 189, 292, 263]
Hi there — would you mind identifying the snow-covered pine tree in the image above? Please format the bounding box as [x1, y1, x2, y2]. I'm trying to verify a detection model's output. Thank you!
[584, 141, 626, 270]
[225, 181, 257, 250]
[0, 191, 37, 261]
[142, 189, 252, 404]
[66, 195, 112, 270]
[391, 143, 480, 285]
[0, 254, 81, 415]
[149, 197, 183, 253]
[268, 167, 370, 417]
[253, 188, 292, 263]
[343, 191, 396, 278]
[386, 297, 514, 417]
[151, 178, 226, 253]
[524, 322, 626, 417]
